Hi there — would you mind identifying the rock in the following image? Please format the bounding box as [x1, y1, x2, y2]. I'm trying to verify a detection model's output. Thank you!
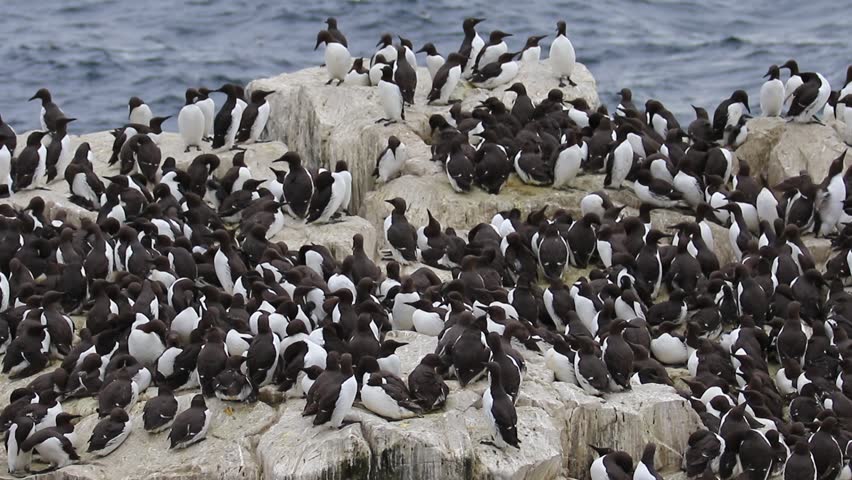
[258, 399, 372, 480]
[271, 215, 377, 260]
[357, 409, 476, 480]
[0, 393, 277, 480]
[362, 172, 735, 267]
[467, 405, 564, 480]
[247, 60, 599, 216]
[519, 350, 701, 479]
[737, 117, 847, 185]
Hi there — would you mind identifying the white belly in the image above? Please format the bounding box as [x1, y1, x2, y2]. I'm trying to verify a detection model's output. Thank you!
[178, 104, 205, 147]
[326, 43, 352, 81]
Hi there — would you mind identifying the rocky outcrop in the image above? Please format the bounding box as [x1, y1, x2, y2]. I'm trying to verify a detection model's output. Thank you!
[247, 60, 600, 217]
[737, 117, 848, 185]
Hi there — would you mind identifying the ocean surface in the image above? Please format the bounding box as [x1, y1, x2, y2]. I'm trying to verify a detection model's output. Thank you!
[1, 0, 849, 133]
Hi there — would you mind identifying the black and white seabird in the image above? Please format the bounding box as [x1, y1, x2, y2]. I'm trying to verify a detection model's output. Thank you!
[572, 335, 612, 396]
[274, 152, 313, 219]
[787, 72, 831, 123]
[633, 170, 683, 208]
[589, 446, 634, 480]
[427, 53, 465, 105]
[445, 135, 474, 193]
[471, 52, 520, 90]
[143, 386, 178, 432]
[781, 59, 803, 111]
[305, 171, 338, 224]
[325, 17, 348, 47]
[344, 58, 371, 86]
[602, 319, 636, 391]
[604, 126, 634, 190]
[29, 88, 65, 133]
[549, 21, 577, 87]
[87, 407, 131, 457]
[459, 17, 486, 79]
[314, 30, 352, 86]
[195, 87, 216, 140]
[237, 89, 275, 144]
[552, 131, 584, 189]
[128, 96, 153, 126]
[383, 198, 418, 264]
[169, 394, 211, 449]
[312, 352, 357, 429]
[20, 424, 79, 471]
[374, 135, 407, 183]
[13, 131, 48, 190]
[196, 327, 229, 396]
[417, 43, 445, 80]
[514, 138, 552, 185]
[474, 30, 512, 73]
[377, 65, 405, 125]
[712, 90, 750, 140]
[178, 88, 205, 152]
[45, 116, 76, 183]
[520, 34, 547, 64]
[408, 353, 449, 412]
[394, 45, 417, 105]
[358, 356, 422, 420]
[372, 33, 398, 66]
[482, 361, 520, 449]
[211, 84, 245, 150]
[5, 415, 34, 474]
[760, 65, 785, 117]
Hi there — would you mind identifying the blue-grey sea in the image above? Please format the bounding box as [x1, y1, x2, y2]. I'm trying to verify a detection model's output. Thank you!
[1, 0, 850, 133]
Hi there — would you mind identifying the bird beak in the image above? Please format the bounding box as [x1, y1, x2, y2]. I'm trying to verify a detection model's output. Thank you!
[416, 46, 427, 54]
[376, 39, 384, 48]
[28, 94, 38, 101]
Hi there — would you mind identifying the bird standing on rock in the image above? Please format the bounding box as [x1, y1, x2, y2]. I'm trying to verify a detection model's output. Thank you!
[377, 65, 405, 125]
[383, 197, 418, 264]
[316, 30, 352, 86]
[549, 21, 576, 87]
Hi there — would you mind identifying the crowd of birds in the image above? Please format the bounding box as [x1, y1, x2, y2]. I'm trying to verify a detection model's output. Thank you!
[0, 13, 851, 480]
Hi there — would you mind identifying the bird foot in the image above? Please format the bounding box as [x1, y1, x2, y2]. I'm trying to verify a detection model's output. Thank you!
[195, 145, 203, 151]
[376, 118, 388, 124]
[383, 121, 398, 127]
[184, 147, 191, 153]
[325, 79, 334, 85]
[568, 77, 577, 87]
[336, 79, 344, 86]
[558, 80, 566, 88]
[230, 146, 247, 152]
[480, 440, 499, 449]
